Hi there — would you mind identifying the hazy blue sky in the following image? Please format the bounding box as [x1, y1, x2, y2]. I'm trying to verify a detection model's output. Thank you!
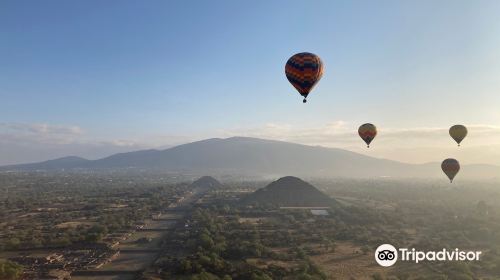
[1, 0, 500, 165]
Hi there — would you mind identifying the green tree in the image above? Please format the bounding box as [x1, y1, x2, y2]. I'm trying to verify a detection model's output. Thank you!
[190, 271, 220, 280]
[6, 238, 20, 250]
[0, 261, 23, 280]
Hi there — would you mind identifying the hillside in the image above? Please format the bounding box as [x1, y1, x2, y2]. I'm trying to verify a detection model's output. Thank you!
[241, 176, 334, 207]
[1, 156, 90, 171]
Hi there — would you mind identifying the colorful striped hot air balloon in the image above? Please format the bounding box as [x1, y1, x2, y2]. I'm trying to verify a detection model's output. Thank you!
[441, 158, 460, 183]
[449, 125, 468, 146]
[285, 52, 324, 103]
[358, 123, 377, 148]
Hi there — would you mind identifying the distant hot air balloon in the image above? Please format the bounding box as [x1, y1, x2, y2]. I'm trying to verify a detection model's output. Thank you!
[449, 125, 468, 146]
[285, 52, 324, 103]
[358, 123, 377, 148]
[441, 158, 460, 183]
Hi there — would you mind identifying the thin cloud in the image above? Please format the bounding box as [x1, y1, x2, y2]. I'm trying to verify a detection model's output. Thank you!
[98, 140, 140, 147]
[0, 122, 83, 135]
[0, 122, 84, 145]
[222, 122, 500, 146]
[0, 122, 198, 165]
[219, 122, 500, 165]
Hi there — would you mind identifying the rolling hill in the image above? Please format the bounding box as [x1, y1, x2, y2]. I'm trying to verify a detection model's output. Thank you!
[1, 137, 499, 179]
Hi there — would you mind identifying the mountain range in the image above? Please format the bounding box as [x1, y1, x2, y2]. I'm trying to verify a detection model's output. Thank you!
[1, 137, 498, 179]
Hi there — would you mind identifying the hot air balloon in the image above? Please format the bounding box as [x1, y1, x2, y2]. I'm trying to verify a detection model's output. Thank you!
[285, 52, 324, 103]
[441, 158, 460, 183]
[449, 125, 467, 146]
[358, 123, 377, 148]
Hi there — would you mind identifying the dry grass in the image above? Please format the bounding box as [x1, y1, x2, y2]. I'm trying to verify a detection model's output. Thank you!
[238, 217, 267, 224]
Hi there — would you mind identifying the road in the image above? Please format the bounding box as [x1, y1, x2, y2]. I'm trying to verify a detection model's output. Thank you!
[71, 188, 206, 280]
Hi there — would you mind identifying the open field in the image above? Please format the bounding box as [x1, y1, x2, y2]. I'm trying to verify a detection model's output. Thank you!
[310, 241, 389, 280]
[99, 252, 156, 271]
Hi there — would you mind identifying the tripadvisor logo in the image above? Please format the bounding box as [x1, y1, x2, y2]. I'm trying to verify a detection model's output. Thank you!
[375, 244, 398, 267]
[375, 244, 482, 267]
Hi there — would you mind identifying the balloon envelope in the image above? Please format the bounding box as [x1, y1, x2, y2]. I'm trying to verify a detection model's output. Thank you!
[449, 125, 468, 146]
[358, 123, 377, 148]
[285, 52, 324, 102]
[441, 158, 460, 182]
